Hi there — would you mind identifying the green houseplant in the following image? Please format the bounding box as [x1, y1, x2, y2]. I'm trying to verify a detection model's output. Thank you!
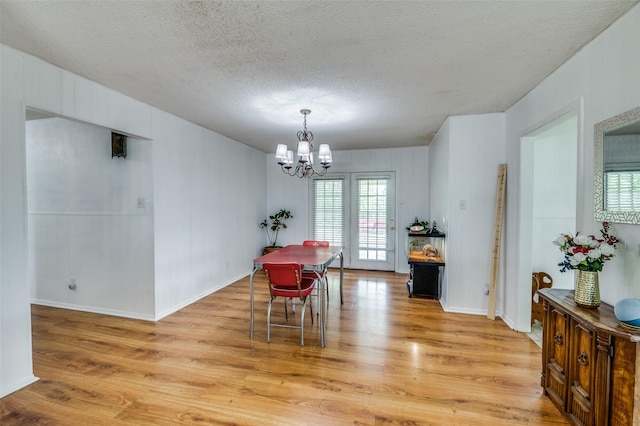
[260, 209, 293, 248]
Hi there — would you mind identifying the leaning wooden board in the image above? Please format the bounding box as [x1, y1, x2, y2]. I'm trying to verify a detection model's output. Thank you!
[487, 164, 506, 320]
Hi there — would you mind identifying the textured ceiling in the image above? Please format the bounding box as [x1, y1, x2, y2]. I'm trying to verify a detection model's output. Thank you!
[1, 1, 638, 153]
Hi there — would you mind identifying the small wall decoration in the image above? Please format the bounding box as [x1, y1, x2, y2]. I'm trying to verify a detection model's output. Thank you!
[112, 132, 127, 158]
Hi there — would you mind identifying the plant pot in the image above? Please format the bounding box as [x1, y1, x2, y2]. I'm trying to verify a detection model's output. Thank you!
[263, 246, 282, 255]
[574, 270, 600, 309]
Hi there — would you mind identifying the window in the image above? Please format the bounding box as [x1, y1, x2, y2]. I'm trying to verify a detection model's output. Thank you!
[605, 171, 640, 211]
[311, 178, 344, 246]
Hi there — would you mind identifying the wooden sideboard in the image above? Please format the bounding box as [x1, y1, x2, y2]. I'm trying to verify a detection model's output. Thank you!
[538, 288, 640, 425]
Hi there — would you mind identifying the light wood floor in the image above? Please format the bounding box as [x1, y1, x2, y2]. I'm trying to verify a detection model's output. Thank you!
[1, 269, 567, 425]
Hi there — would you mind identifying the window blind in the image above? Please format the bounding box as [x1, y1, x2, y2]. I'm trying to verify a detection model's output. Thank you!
[311, 178, 344, 246]
[605, 171, 640, 211]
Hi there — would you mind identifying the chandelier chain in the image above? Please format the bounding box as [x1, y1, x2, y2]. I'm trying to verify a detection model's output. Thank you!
[296, 110, 314, 144]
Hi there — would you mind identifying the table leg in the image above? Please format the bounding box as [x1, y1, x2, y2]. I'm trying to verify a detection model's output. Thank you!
[339, 252, 344, 305]
[319, 270, 327, 347]
[249, 266, 259, 338]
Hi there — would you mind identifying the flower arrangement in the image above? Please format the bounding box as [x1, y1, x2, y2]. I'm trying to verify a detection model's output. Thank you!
[552, 222, 618, 272]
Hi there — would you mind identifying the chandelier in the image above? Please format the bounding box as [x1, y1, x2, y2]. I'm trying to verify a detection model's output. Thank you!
[275, 109, 332, 178]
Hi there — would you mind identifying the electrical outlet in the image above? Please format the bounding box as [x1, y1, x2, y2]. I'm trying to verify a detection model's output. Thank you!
[483, 283, 490, 296]
[69, 278, 77, 291]
[137, 197, 146, 208]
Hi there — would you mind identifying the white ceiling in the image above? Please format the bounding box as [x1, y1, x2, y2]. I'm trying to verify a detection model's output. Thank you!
[1, 1, 637, 153]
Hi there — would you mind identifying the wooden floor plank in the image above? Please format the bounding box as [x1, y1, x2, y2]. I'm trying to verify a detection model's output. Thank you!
[1, 269, 566, 425]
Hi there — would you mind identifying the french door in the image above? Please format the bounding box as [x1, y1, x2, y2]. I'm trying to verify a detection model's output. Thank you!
[310, 172, 395, 271]
[350, 173, 395, 270]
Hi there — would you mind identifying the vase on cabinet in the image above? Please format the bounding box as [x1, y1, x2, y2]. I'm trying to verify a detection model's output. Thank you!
[574, 270, 600, 308]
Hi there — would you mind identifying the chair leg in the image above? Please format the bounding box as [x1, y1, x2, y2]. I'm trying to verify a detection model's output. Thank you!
[283, 297, 288, 321]
[267, 298, 273, 343]
[315, 281, 321, 316]
[300, 297, 307, 346]
[325, 273, 329, 304]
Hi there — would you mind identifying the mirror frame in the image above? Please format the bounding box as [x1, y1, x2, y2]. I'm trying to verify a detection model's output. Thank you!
[594, 106, 640, 224]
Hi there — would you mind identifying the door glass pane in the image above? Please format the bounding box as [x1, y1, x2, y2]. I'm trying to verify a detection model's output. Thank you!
[357, 178, 388, 261]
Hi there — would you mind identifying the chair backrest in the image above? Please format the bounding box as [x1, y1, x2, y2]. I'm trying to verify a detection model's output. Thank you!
[303, 240, 329, 247]
[263, 263, 302, 289]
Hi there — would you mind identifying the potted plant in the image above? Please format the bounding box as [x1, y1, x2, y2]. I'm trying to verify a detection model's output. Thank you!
[260, 209, 293, 253]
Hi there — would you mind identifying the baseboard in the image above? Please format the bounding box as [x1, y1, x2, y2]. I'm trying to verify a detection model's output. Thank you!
[439, 298, 504, 319]
[30, 299, 156, 321]
[1, 374, 39, 398]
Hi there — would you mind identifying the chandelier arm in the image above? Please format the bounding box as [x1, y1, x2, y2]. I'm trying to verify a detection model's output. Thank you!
[281, 164, 297, 176]
[281, 161, 330, 178]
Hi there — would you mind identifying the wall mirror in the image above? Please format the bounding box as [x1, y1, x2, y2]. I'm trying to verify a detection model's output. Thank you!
[594, 106, 640, 224]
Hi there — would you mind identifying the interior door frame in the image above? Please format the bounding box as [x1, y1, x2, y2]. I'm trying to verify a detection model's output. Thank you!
[517, 100, 582, 332]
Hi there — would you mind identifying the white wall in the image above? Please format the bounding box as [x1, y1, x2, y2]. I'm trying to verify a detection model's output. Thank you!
[429, 114, 506, 315]
[26, 117, 155, 318]
[0, 45, 267, 397]
[265, 146, 428, 273]
[1, 45, 37, 399]
[152, 109, 265, 318]
[428, 120, 450, 302]
[503, 5, 640, 330]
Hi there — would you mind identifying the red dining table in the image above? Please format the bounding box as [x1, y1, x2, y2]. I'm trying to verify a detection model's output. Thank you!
[249, 244, 344, 347]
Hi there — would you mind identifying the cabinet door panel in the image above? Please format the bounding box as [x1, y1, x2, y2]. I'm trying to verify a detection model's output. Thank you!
[545, 305, 569, 410]
[610, 337, 634, 425]
[568, 319, 594, 426]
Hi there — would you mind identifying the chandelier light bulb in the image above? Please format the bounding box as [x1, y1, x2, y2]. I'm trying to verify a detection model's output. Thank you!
[318, 144, 332, 164]
[297, 141, 310, 157]
[275, 144, 288, 162]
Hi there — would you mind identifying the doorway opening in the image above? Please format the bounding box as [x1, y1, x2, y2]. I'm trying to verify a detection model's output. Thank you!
[519, 107, 579, 334]
[25, 109, 155, 318]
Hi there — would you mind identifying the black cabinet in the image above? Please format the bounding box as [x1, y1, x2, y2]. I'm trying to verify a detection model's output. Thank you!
[408, 262, 443, 298]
